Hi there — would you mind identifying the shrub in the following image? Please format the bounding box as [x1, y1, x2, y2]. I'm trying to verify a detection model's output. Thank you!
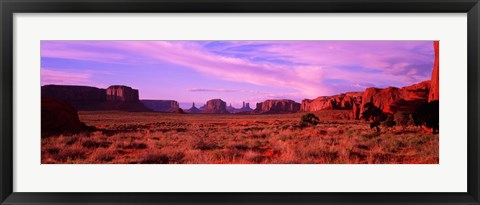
[393, 111, 414, 130]
[139, 152, 170, 164]
[82, 140, 112, 148]
[193, 138, 222, 150]
[300, 113, 320, 127]
[91, 149, 115, 162]
[382, 115, 396, 128]
[413, 100, 439, 133]
[54, 146, 86, 162]
[116, 141, 147, 149]
[361, 103, 387, 132]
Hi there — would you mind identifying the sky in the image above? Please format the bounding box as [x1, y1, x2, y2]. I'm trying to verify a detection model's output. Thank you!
[41, 41, 435, 109]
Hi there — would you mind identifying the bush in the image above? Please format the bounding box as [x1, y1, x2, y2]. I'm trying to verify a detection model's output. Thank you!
[413, 100, 439, 133]
[382, 115, 396, 128]
[300, 113, 320, 127]
[394, 111, 414, 130]
[361, 103, 387, 132]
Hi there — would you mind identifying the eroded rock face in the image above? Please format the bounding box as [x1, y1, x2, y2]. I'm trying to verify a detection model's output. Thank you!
[254, 99, 300, 114]
[429, 41, 439, 102]
[301, 92, 363, 112]
[360, 80, 431, 115]
[42, 85, 106, 102]
[106, 85, 139, 102]
[351, 102, 361, 120]
[141, 100, 179, 112]
[202, 99, 229, 114]
[41, 97, 90, 137]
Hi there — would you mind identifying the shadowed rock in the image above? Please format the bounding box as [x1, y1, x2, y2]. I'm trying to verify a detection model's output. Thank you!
[41, 97, 92, 137]
[227, 101, 253, 113]
[141, 100, 179, 113]
[175, 108, 186, 114]
[186, 102, 201, 113]
[42, 85, 106, 102]
[41, 84, 150, 112]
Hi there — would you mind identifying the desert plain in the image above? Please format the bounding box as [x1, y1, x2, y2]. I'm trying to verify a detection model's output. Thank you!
[41, 110, 438, 164]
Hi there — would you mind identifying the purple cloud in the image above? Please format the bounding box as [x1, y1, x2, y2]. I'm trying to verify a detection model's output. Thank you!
[41, 68, 92, 85]
[41, 41, 435, 101]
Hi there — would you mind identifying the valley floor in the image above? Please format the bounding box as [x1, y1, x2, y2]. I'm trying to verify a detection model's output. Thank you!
[41, 111, 439, 164]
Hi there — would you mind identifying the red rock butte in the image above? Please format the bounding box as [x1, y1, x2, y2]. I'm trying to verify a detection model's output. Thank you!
[202, 99, 230, 114]
[254, 99, 301, 114]
[106, 85, 139, 102]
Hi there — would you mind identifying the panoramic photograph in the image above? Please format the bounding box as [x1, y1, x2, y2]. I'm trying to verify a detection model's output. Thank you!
[41, 40, 439, 164]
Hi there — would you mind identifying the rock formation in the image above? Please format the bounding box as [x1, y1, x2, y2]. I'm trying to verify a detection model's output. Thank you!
[42, 85, 106, 102]
[351, 102, 361, 120]
[429, 41, 439, 102]
[253, 99, 300, 114]
[226, 104, 237, 113]
[239, 102, 253, 112]
[41, 97, 91, 137]
[141, 100, 179, 112]
[106, 85, 139, 102]
[41, 84, 150, 112]
[301, 92, 363, 112]
[226, 101, 254, 113]
[175, 108, 186, 114]
[202, 99, 230, 114]
[360, 80, 431, 115]
[186, 102, 201, 113]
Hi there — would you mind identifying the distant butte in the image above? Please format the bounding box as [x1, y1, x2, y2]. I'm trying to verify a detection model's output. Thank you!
[253, 99, 300, 114]
[185, 102, 201, 113]
[202, 99, 230, 114]
[41, 85, 150, 112]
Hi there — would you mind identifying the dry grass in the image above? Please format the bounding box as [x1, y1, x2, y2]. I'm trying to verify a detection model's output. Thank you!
[41, 111, 439, 164]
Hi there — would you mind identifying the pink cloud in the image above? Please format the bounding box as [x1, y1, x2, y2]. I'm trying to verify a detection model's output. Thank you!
[95, 41, 329, 97]
[41, 68, 106, 88]
[41, 41, 434, 98]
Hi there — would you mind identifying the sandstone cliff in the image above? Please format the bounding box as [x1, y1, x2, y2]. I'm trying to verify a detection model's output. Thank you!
[301, 92, 363, 112]
[360, 80, 431, 115]
[254, 99, 300, 114]
[429, 41, 439, 102]
[106, 85, 139, 102]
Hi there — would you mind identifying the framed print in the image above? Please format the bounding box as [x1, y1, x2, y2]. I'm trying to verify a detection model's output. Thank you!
[1, 0, 479, 204]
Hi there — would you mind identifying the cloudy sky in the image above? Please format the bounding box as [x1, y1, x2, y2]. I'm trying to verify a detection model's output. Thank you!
[41, 41, 435, 109]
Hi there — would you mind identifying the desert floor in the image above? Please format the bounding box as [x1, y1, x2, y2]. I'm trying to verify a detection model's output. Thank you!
[41, 111, 439, 164]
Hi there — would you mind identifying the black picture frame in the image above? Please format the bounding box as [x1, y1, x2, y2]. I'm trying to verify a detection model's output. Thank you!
[1, 0, 479, 204]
